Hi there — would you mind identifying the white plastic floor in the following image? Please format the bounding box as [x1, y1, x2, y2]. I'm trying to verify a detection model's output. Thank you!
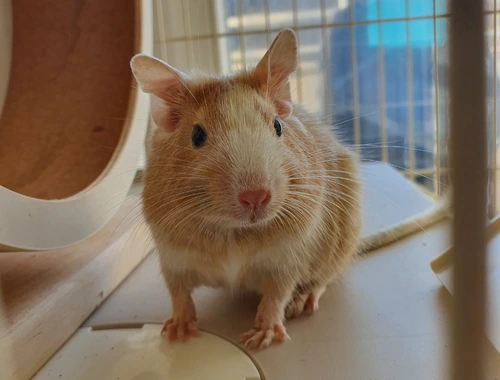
[38, 163, 500, 379]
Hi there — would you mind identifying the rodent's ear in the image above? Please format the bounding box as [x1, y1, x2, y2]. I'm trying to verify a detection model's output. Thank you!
[130, 54, 187, 93]
[253, 29, 297, 106]
[130, 54, 189, 132]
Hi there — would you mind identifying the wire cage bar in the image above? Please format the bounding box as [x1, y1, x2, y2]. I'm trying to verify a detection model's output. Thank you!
[449, 0, 488, 379]
[152, 4, 492, 377]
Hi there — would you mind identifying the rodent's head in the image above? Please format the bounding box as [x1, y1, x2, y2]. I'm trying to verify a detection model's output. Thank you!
[132, 30, 311, 229]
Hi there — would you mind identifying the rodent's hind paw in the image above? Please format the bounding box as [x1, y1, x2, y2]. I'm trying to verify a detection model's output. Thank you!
[239, 324, 290, 349]
[304, 294, 320, 315]
[285, 291, 321, 320]
[285, 293, 308, 319]
[161, 317, 199, 342]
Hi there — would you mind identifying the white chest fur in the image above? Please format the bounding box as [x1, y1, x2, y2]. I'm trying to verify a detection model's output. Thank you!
[221, 255, 246, 287]
[158, 243, 251, 289]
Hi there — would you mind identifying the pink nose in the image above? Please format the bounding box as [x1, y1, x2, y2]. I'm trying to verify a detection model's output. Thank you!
[238, 189, 271, 211]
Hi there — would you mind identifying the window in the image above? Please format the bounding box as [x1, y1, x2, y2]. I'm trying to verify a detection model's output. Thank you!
[154, 0, 500, 217]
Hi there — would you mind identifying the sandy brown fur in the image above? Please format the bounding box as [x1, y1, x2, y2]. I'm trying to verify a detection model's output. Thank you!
[133, 29, 362, 348]
[143, 77, 361, 289]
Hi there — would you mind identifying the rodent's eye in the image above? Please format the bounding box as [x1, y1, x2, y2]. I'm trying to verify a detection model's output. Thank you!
[191, 124, 207, 148]
[274, 117, 282, 138]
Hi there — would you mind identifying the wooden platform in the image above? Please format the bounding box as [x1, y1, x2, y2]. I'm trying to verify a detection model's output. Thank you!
[83, 164, 500, 379]
[0, 186, 153, 380]
[4, 163, 499, 379]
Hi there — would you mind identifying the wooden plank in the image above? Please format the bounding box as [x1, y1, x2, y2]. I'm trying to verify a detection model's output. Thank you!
[449, 1, 488, 380]
[0, 0, 135, 200]
[0, 187, 153, 380]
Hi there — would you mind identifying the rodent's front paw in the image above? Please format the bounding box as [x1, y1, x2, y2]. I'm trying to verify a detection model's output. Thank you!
[161, 317, 198, 341]
[239, 323, 290, 349]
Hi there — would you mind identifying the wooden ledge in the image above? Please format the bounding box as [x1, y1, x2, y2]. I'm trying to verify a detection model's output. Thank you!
[0, 186, 153, 380]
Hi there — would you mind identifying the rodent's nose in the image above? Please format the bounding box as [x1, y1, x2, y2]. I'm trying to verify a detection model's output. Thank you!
[238, 189, 271, 211]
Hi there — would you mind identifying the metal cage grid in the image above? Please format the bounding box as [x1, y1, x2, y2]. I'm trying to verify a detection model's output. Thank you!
[155, 1, 490, 378]
[153, 0, 500, 218]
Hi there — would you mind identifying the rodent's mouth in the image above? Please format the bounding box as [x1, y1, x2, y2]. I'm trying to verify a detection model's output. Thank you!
[232, 208, 277, 228]
[201, 209, 275, 229]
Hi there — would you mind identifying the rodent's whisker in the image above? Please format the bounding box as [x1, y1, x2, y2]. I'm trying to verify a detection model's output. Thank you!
[360, 158, 448, 186]
[288, 186, 382, 223]
[289, 175, 403, 210]
[351, 144, 437, 154]
[129, 30, 443, 350]
[287, 190, 350, 218]
[143, 191, 209, 212]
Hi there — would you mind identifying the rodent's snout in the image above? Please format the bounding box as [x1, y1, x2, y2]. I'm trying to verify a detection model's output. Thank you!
[238, 189, 271, 213]
[217, 129, 286, 225]
[235, 187, 273, 224]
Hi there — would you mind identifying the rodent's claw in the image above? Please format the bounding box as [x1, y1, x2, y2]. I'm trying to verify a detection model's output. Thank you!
[161, 317, 199, 342]
[285, 293, 308, 319]
[285, 291, 321, 320]
[304, 295, 319, 315]
[240, 324, 289, 349]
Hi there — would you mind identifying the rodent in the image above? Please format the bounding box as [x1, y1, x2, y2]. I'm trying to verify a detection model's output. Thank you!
[130, 29, 450, 350]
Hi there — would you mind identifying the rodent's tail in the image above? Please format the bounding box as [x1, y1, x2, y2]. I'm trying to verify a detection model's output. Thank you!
[359, 195, 451, 254]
